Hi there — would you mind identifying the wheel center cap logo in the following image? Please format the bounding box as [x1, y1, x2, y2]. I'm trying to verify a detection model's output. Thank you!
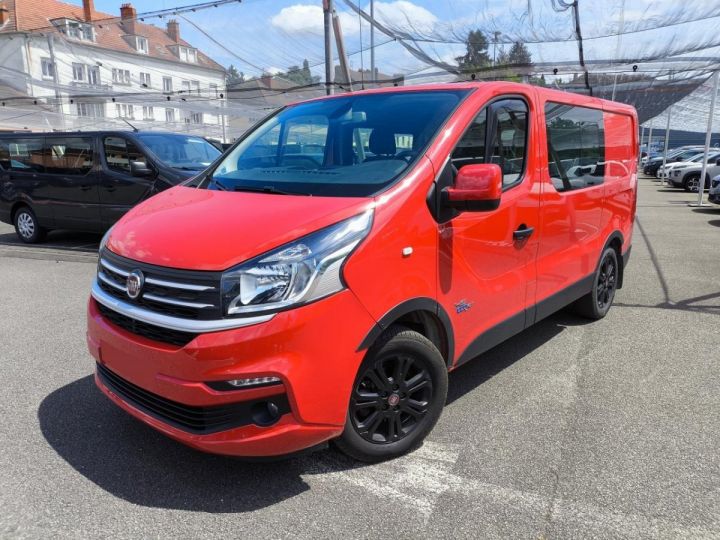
[126, 270, 144, 300]
[388, 393, 400, 407]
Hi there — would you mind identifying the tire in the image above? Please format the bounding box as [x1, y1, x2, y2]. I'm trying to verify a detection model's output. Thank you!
[683, 173, 700, 192]
[13, 206, 46, 244]
[333, 325, 448, 463]
[572, 247, 619, 320]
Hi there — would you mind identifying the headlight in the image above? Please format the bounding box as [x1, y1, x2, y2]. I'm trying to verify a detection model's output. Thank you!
[221, 210, 373, 316]
[99, 226, 113, 252]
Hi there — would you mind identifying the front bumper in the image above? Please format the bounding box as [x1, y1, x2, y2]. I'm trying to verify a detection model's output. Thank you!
[87, 288, 376, 457]
[709, 192, 720, 204]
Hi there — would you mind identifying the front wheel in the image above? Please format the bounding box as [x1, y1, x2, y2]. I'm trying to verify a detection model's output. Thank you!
[334, 326, 448, 462]
[13, 206, 46, 244]
[572, 247, 619, 320]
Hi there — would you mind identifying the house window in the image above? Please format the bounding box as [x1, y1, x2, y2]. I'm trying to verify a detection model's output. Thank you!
[163, 77, 173, 92]
[76, 102, 105, 117]
[191, 80, 200, 95]
[41, 58, 55, 79]
[51, 18, 95, 42]
[136, 36, 149, 54]
[181, 80, 191, 94]
[210, 83, 218, 97]
[88, 66, 101, 86]
[190, 112, 202, 124]
[142, 106, 154, 120]
[115, 104, 134, 119]
[165, 108, 175, 123]
[178, 46, 197, 63]
[112, 68, 131, 85]
[139, 72, 151, 88]
[72, 63, 85, 82]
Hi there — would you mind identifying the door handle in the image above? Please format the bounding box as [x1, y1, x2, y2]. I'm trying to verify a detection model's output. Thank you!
[513, 224, 534, 241]
[80, 185, 93, 191]
[105, 186, 116, 193]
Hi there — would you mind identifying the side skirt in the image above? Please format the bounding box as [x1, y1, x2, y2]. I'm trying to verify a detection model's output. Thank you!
[454, 273, 595, 368]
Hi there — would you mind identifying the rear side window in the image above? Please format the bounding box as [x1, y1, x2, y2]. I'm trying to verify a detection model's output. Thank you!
[103, 136, 147, 173]
[45, 137, 94, 175]
[545, 103, 605, 192]
[3, 138, 45, 172]
[451, 98, 528, 188]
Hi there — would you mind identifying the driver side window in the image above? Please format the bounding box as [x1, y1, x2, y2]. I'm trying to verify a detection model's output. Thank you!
[451, 98, 528, 188]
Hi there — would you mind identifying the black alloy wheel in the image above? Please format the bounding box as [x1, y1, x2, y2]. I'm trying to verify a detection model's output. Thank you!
[334, 326, 447, 462]
[350, 353, 433, 444]
[596, 252, 617, 312]
[572, 247, 620, 320]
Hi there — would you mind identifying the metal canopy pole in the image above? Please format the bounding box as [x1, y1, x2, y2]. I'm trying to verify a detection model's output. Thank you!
[323, 0, 333, 95]
[660, 107, 672, 185]
[695, 70, 719, 206]
[638, 125, 645, 168]
[370, 0, 375, 87]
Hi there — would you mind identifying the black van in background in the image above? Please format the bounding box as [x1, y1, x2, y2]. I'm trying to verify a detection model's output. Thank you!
[0, 131, 222, 243]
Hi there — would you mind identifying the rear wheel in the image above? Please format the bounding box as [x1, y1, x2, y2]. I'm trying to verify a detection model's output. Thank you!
[573, 247, 619, 320]
[13, 206, 46, 244]
[334, 326, 448, 462]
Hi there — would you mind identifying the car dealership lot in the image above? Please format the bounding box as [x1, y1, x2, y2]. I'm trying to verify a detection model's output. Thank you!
[1, 178, 719, 539]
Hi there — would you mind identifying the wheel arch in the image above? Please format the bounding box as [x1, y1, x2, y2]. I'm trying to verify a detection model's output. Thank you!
[601, 231, 625, 289]
[357, 298, 455, 368]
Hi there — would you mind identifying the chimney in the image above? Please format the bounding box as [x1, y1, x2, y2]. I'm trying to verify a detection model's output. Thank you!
[82, 0, 94, 22]
[0, 2, 9, 26]
[120, 3, 136, 35]
[167, 19, 180, 43]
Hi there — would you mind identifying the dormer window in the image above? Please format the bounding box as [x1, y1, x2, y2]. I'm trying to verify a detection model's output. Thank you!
[178, 46, 197, 63]
[136, 36, 148, 54]
[51, 18, 95, 42]
[122, 35, 149, 54]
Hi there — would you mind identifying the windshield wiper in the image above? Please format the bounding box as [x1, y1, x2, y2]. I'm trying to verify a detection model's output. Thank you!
[233, 185, 310, 196]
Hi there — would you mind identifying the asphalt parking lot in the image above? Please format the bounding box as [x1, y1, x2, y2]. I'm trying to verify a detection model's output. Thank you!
[1, 178, 719, 539]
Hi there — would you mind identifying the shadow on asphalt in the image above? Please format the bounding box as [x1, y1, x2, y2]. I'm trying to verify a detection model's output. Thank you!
[447, 312, 587, 404]
[38, 312, 588, 512]
[37, 375, 354, 512]
[0, 230, 100, 252]
[709, 219, 720, 228]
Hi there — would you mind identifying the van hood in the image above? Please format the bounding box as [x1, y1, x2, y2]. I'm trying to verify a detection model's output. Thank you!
[106, 186, 371, 271]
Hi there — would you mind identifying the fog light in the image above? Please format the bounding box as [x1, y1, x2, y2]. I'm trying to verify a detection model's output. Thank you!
[226, 376, 281, 388]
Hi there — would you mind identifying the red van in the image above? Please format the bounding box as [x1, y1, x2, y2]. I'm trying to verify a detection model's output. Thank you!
[87, 82, 637, 462]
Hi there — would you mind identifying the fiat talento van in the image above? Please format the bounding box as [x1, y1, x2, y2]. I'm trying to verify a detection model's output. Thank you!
[87, 82, 637, 462]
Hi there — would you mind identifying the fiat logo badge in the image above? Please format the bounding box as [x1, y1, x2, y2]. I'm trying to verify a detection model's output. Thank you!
[126, 270, 144, 300]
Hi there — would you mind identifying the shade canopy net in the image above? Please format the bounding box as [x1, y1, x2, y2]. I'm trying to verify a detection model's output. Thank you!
[1, 0, 720, 139]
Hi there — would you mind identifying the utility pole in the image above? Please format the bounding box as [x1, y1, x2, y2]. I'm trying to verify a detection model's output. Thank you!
[492, 31, 501, 66]
[370, 0, 375, 87]
[332, 4, 353, 92]
[323, 0, 333, 95]
[46, 34, 65, 129]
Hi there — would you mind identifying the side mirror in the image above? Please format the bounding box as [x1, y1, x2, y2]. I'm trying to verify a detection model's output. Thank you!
[442, 164, 502, 212]
[130, 160, 154, 177]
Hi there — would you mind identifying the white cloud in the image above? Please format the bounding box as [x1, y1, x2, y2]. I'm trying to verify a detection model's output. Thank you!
[271, 2, 438, 36]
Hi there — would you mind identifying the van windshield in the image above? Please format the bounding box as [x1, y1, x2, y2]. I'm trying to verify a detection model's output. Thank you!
[135, 133, 221, 170]
[208, 90, 468, 197]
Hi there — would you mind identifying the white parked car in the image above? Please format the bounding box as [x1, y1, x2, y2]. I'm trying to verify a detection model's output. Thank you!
[709, 174, 720, 205]
[667, 152, 720, 191]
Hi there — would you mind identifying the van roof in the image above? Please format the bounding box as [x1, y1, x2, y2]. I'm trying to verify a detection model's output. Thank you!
[292, 81, 637, 117]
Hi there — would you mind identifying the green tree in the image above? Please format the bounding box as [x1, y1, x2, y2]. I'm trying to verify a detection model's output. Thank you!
[280, 59, 320, 86]
[456, 30, 491, 73]
[507, 41, 532, 66]
[226, 64, 245, 86]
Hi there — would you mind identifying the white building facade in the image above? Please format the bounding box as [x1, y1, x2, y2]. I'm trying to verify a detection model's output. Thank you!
[0, 1, 228, 140]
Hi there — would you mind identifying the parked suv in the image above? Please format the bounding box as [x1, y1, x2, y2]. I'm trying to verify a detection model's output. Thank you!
[87, 82, 637, 462]
[665, 151, 720, 190]
[0, 131, 221, 242]
[643, 147, 703, 177]
[709, 175, 720, 204]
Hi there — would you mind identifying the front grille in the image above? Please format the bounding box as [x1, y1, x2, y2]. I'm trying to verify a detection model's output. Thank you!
[96, 302, 197, 347]
[96, 363, 291, 434]
[98, 249, 223, 320]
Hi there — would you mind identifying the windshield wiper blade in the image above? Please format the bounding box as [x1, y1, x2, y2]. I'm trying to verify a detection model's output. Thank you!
[233, 185, 310, 196]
